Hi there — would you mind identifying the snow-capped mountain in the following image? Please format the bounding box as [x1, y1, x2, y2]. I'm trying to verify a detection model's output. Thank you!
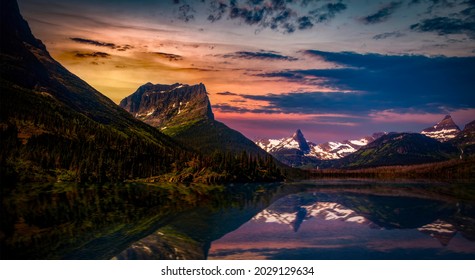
[256, 129, 384, 163]
[256, 129, 310, 153]
[421, 115, 461, 142]
[253, 202, 370, 232]
[308, 132, 386, 160]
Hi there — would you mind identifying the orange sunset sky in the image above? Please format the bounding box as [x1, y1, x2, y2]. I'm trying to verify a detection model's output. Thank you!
[18, 0, 475, 142]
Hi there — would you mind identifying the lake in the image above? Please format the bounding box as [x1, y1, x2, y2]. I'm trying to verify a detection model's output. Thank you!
[1, 180, 474, 259]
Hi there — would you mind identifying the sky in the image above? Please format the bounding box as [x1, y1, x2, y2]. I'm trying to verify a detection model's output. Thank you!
[18, 0, 475, 142]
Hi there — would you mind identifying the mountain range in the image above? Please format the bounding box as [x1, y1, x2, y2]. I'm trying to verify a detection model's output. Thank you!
[256, 129, 386, 163]
[256, 115, 474, 168]
[253, 194, 465, 247]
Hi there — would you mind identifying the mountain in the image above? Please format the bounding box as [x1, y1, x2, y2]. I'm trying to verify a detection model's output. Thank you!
[120, 82, 270, 157]
[257, 129, 309, 154]
[421, 115, 461, 142]
[256, 129, 320, 167]
[119, 82, 214, 132]
[256, 129, 384, 166]
[0, 0, 283, 184]
[254, 201, 370, 232]
[334, 133, 459, 168]
[0, 0, 195, 182]
[450, 120, 475, 157]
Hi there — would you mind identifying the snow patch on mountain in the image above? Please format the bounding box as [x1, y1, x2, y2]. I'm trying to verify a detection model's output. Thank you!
[256, 129, 309, 153]
[421, 115, 461, 142]
[418, 219, 457, 246]
[253, 202, 369, 227]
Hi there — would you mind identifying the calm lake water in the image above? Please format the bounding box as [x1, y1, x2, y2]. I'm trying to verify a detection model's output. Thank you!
[1, 180, 475, 259]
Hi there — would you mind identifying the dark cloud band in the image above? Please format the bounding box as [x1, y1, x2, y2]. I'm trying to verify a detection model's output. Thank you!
[411, 17, 475, 39]
[242, 50, 475, 116]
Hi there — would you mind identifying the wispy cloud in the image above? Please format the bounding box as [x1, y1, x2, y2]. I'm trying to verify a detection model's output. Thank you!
[70, 37, 133, 51]
[213, 103, 278, 114]
[361, 1, 402, 24]
[373, 31, 406, 40]
[236, 91, 375, 116]
[74, 51, 111, 58]
[176, 3, 195, 22]
[409, 0, 475, 39]
[410, 17, 475, 39]
[173, 0, 347, 34]
[216, 91, 239, 96]
[150, 52, 183, 61]
[409, 0, 459, 14]
[70, 37, 115, 48]
[175, 67, 218, 72]
[222, 51, 298, 61]
[309, 2, 347, 23]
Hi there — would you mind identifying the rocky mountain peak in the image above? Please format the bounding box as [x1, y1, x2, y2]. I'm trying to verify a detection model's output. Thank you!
[293, 129, 304, 139]
[439, 115, 459, 127]
[119, 82, 214, 129]
[1, 0, 45, 50]
[292, 129, 310, 153]
[421, 115, 461, 142]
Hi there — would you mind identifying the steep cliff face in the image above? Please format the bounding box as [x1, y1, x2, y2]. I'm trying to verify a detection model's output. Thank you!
[119, 83, 214, 131]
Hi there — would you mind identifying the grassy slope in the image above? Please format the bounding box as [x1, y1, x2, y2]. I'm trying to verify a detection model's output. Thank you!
[165, 119, 269, 157]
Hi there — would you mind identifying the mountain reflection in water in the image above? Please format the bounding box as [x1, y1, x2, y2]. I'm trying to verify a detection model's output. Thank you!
[208, 191, 475, 259]
[1, 180, 474, 259]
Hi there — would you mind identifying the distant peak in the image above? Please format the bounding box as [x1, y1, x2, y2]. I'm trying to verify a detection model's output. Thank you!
[292, 129, 305, 140]
[421, 114, 461, 142]
[438, 115, 457, 127]
[292, 129, 310, 153]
